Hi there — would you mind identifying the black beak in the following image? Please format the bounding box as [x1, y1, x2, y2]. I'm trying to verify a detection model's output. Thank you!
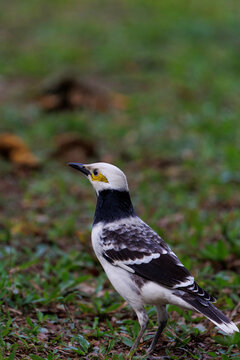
[68, 162, 91, 176]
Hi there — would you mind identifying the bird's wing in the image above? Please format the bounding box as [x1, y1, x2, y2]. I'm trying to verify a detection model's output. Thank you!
[101, 217, 215, 302]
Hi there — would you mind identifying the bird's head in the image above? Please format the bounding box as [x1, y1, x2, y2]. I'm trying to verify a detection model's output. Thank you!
[68, 162, 129, 194]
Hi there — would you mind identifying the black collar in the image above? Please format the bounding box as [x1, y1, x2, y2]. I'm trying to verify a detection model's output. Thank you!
[93, 189, 136, 225]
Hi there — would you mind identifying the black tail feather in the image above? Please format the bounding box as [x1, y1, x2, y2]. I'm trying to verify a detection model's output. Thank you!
[174, 292, 238, 334]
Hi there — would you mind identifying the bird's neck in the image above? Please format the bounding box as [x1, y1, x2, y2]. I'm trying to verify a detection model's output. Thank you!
[93, 189, 136, 225]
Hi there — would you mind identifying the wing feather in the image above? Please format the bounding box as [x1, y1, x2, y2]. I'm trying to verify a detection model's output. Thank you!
[101, 217, 193, 288]
[101, 217, 215, 303]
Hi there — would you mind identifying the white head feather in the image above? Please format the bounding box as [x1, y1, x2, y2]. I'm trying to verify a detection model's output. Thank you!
[80, 162, 129, 194]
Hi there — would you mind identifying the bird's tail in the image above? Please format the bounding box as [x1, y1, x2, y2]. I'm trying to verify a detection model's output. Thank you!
[179, 293, 239, 334]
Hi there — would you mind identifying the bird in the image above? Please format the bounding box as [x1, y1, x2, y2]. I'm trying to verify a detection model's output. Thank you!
[68, 162, 239, 355]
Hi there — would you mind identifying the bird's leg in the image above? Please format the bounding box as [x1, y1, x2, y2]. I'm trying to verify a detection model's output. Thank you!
[128, 309, 149, 357]
[147, 305, 168, 355]
[146, 320, 167, 354]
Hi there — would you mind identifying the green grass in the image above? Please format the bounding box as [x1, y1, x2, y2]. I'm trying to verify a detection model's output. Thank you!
[0, 0, 240, 358]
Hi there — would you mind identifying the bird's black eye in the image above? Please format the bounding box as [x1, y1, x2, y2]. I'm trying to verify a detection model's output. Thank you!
[93, 169, 98, 176]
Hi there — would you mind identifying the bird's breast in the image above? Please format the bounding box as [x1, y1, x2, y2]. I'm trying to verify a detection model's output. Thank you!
[91, 222, 104, 259]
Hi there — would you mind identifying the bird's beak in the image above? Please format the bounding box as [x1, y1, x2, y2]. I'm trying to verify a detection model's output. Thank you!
[68, 162, 91, 176]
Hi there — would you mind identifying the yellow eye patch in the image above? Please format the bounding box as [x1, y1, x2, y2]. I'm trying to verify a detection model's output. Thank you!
[91, 171, 108, 183]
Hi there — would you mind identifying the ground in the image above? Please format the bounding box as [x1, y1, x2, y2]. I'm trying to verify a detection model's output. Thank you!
[0, 0, 240, 359]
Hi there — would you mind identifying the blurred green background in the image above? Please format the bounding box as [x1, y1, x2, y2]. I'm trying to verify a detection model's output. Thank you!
[0, 1, 239, 359]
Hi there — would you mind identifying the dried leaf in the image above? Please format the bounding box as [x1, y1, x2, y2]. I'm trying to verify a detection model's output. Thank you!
[53, 132, 96, 163]
[0, 133, 40, 168]
[37, 76, 128, 112]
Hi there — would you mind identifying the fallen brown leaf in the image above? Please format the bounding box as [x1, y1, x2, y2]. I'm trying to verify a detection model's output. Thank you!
[0, 133, 40, 168]
[53, 132, 96, 163]
[37, 76, 128, 112]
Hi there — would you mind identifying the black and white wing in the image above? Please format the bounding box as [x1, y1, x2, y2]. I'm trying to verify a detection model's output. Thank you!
[101, 217, 239, 334]
[101, 217, 215, 302]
